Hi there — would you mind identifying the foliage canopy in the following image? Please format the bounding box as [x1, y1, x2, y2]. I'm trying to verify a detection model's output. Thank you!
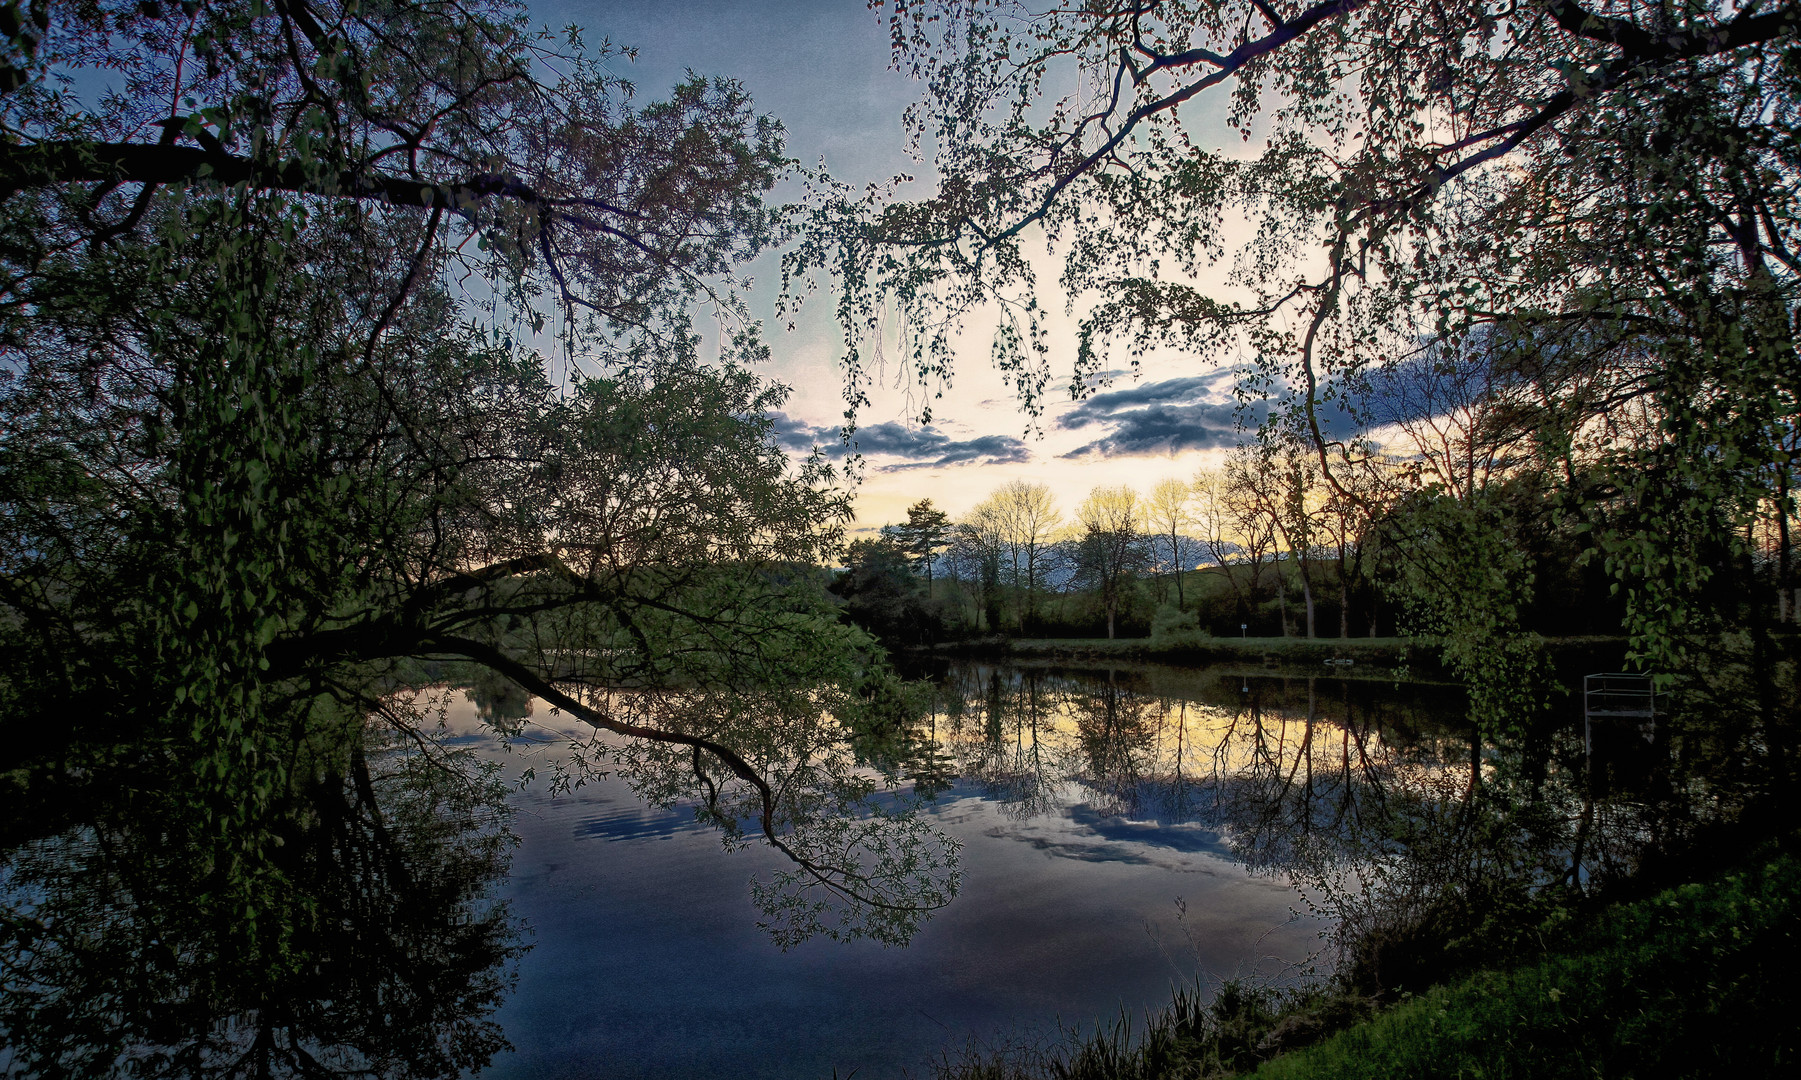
[796, 0, 1800, 671]
[0, 13, 961, 1060]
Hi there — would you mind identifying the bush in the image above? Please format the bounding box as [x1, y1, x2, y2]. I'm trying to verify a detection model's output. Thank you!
[1150, 604, 1210, 647]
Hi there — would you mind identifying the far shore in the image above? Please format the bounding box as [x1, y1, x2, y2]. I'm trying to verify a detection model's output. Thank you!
[912, 634, 1635, 683]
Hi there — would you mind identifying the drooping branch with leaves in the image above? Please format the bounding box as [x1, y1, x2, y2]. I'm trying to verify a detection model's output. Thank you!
[795, 0, 1799, 681]
[0, 0, 959, 984]
[0, 0, 788, 337]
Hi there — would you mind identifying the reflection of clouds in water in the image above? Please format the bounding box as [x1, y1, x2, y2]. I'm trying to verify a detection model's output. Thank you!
[451, 671, 1336, 1080]
[915, 793, 1007, 830]
[929, 665, 1473, 854]
[916, 789, 1229, 871]
[567, 796, 705, 843]
[976, 804, 1234, 873]
[1066, 805, 1234, 858]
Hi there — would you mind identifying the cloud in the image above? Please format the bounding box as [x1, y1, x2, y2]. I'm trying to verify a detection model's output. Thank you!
[768, 411, 836, 452]
[767, 412, 1030, 469]
[1056, 376, 1262, 458]
[1072, 374, 1222, 409]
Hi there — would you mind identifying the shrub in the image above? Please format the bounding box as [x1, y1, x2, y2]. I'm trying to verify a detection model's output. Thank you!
[1150, 604, 1210, 647]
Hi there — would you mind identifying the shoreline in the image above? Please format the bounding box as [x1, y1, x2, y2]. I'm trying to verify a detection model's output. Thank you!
[909, 634, 1632, 682]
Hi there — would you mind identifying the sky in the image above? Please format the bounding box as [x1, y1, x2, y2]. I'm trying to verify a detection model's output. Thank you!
[536, 1, 1265, 532]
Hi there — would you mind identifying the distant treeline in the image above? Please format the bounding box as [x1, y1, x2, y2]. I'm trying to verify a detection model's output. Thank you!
[831, 435, 1795, 649]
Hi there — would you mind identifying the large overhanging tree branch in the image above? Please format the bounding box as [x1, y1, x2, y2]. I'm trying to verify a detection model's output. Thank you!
[798, 1, 1801, 390]
[862, 0, 1801, 250]
[417, 633, 957, 940]
[0, 1, 962, 950]
[0, 0, 788, 337]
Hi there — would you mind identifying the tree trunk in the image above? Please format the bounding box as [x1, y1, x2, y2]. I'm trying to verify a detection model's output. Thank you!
[1025, 546, 1038, 632]
[1339, 547, 1351, 638]
[1277, 561, 1290, 637]
[1012, 550, 1025, 632]
[1299, 555, 1315, 639]
[1170, 533, 1185, 611]
[1778, 466, 1792, 623]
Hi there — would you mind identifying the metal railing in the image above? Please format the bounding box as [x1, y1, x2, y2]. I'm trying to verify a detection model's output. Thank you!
[1584, 672, 1667, 755]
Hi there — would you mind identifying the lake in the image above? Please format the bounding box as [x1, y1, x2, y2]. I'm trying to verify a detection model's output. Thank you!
[0, 658, 1480, 1078]
[462, 660, 1470, 1079]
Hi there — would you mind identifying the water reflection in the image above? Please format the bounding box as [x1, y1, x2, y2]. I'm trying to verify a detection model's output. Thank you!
[0, 731, 524, 1079]
[12, 658, 1717, 1079]
[893, 659, 1752, 1003]
[914, 664, 1471, 863]
[468, 678, 1328, 1080]
[891, 662, 1517, 993]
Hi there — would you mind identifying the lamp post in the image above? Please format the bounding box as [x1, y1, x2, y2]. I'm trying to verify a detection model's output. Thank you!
[1241, 624, 1251, 692]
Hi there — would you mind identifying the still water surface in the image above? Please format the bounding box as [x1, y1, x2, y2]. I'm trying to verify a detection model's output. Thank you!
[469, 662, 1467, 1079]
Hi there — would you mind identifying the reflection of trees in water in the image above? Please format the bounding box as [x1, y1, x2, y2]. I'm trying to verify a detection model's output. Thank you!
[1069, 675, 1158, 818]
[0, 732, 523, 1079]
[2, 666, 968, 1073]
[1207, 679, 1445, 875]
[936, 660, 1782, 990]
[932, 662, 1509, 962]
[936, 667, 1070, 819]
[576, 684, 961, 947]
[464, 667, 534, 728]
[933, 664, 1173, 820]
[933, 665, 1465, 869]
[934, 663, 1716, 862]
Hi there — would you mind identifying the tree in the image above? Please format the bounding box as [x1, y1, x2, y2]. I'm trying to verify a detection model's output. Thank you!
[1193, 465, 1262, 627]
[882, 498, 953, 588]
[966, 479, 1062, 631]
[0, 1, 784, 337]
[1071, 485, 1146, 639]
[796, 0, 1801, 674]
[1144, 476, 1196, 611]
[954, 500, 1010, 631]
[1225, 444, 1327, 637]
[832, 535, 935, 644]
[1353, 332, 1541, 503]
[1271, 446, 1327, 639]
[1316, 460, 1391, 637]
[0, 0, 958, 984]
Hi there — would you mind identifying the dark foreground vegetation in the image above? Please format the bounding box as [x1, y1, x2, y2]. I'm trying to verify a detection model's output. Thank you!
[3, 1, 1800, 1078]
[0, 4, 957, 1074]
[934, 849, 1801, 1080]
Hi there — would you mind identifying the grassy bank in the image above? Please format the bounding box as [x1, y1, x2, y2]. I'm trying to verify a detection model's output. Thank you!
[930, 634, 1420, 666]
[1256, 853, 1800, 1079]
[923, 635, 1629, 681]
[931, 851, 1801, 1079]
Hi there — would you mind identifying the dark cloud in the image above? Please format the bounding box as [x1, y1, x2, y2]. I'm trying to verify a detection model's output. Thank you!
[1054, 373, 1369, 458]
[1056, 376, 1261, 458]
[1070, 374, 1223, 411]
[766, 412, 1029, 469]
[876, 434, 1031, 471]
[768, 410, 835, 452]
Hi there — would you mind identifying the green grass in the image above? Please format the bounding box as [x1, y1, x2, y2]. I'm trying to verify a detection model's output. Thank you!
[932, 853, 1801, 1080]
[1255, 856, 1801, 1080]
[930, 634, 1631, 683]
[930, 981, 1368, 1080]
[933, 634, 1430, 674]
